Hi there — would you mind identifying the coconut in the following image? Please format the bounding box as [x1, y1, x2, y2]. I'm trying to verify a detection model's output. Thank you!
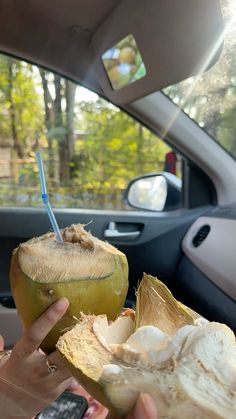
[57, 273, 236, 418]
[10, 224, 128, 353]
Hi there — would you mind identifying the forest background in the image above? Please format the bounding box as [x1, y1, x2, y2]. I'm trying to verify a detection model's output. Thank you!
[0, 55, 171, 209]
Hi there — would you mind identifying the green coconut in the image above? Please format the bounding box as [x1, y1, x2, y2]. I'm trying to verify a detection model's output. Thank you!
[56, 274, 236, 418]
[10, 224, 128, 353]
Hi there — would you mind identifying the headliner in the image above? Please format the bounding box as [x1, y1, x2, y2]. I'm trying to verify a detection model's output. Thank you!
[0, 0, 121, 93]
[0, 0, 224, 103]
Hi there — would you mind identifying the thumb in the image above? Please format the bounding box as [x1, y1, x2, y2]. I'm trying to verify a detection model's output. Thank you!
[0, 335, 4, 350]
[127, 393, 157, 419]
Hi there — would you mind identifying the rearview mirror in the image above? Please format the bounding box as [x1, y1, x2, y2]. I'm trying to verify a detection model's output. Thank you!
[125, 173, 181, 211]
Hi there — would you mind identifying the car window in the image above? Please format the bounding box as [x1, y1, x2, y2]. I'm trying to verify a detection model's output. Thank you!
[163, 0, 236, 159]
[0, 54, 182, 210]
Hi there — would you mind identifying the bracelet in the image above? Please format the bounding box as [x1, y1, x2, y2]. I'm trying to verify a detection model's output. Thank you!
[0, 350, 11, 360]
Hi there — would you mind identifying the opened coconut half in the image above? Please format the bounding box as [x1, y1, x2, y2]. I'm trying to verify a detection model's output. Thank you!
[10, 224, 128, 353]
[57, 274, 236, 418]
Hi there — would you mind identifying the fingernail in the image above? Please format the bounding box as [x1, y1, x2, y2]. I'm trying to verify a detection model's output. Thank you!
[69, 378, 80, 390]
[55, 298, 69, 311]
[134, 393, 157, 419]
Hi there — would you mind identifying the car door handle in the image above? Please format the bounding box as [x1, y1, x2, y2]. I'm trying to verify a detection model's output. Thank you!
[104, 222, 141, 240]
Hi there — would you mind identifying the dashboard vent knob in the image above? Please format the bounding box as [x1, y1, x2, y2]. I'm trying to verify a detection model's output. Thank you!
[192, 225, 210, 247]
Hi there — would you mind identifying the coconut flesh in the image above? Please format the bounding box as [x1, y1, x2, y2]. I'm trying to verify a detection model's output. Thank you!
[10, 224, 128, 353]
[57, 274, 236, 418]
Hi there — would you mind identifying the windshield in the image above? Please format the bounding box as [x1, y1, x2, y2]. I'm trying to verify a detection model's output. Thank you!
[163, 0, 236, 159]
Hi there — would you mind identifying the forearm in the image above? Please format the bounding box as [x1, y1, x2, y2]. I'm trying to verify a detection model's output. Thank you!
[0, 381, 37, 419]
[5, 416, 33, 419]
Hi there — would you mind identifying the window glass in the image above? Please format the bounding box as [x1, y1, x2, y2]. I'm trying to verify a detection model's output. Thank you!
[0, 55, 181, 210]
[163, 0, 236, 159]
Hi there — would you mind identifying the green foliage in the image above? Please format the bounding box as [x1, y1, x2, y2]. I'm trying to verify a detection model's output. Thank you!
[0, 56, 44, 152]
[73, 99, 170, 192]
[0, 54, 171, 209]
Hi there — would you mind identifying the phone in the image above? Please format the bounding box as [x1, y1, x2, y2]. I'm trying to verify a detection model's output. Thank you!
[35, 391, 88, 419]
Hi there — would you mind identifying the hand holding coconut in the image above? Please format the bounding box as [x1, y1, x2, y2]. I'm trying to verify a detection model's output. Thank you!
[0, 297, 157, 419]
[0, 297, 78, 418]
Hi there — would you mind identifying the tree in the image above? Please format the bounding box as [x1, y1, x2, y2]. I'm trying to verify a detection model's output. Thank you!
[72, 98, 170, 193]
[0, 55, 44, 173]
[39, 69, 55, 178]
[6, 58, 23, 158]
[39, 71, 77, 182]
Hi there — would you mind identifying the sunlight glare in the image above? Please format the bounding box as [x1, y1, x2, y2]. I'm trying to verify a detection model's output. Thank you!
[160, 0, 236, 140]
[229, 0, 236, 19]
[75, 86, 98, 103]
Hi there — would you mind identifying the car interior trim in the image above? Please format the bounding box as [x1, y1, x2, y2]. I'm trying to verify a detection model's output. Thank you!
[183, 215, 236, 300]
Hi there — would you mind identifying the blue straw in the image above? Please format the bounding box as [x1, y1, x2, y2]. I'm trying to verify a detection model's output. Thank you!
[35, 152, 63, 242]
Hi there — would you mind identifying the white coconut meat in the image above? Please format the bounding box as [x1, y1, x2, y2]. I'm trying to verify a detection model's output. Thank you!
[57, 313, 236, 418]
[57, 314, 135, 382]
[101, 320, 236, 418]
[93, 315, 134, 347]
[17, 224, 126, 282]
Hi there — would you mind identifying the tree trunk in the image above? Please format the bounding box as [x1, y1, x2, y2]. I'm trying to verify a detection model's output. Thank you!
[7, 59, 24, 159]
[65, 80, 76, 161]
[136, 123, 144, 172]
[54, 75, 70, 182]
[39, 69, 55, 179]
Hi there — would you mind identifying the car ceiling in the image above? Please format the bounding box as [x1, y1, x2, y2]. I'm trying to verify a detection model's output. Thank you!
[0, 0, 224, 104]
[0, 0, 120, 94]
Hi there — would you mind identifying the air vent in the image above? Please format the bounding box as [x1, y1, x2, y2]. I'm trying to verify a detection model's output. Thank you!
[192, 225, 210, 247]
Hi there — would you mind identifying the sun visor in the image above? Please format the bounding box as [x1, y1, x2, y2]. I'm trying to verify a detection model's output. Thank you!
[92, 0, 224, 105]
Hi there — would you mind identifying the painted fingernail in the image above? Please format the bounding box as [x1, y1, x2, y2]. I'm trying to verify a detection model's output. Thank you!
[134, 393, 157, 419]
[55, 298, 69, 311]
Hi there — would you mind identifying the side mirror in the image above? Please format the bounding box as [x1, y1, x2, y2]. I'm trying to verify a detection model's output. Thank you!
[125, 172, 181, 211]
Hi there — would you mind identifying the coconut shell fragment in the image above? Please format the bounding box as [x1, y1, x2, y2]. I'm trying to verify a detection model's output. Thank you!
[57, 274, 236, 418]
[135, 273, 198, 333]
